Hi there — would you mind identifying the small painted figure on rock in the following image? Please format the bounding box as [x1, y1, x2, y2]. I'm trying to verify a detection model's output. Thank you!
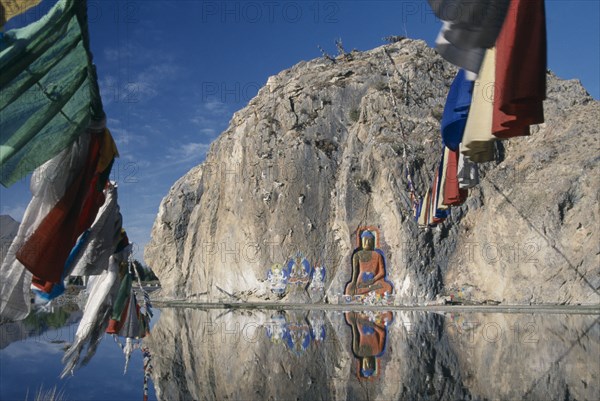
[308, 262, 326, 292]
[287, 252, 311, 288]
[267, 263, 289, 295]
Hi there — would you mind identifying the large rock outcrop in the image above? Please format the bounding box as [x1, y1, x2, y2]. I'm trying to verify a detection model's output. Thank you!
[144, 39, 599, 305]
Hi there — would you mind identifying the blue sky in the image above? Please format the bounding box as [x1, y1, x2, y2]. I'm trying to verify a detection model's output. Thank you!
[1, 0, 599, 262]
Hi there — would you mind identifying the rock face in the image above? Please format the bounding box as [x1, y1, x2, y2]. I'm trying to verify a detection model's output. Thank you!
[0, 215, 19, 265]
[144, 39, 599, 305]
[145, 308, 600, 401]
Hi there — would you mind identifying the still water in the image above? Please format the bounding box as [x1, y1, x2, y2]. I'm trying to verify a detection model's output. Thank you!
[1, 306, 599, 401]
[0, 305, 159, 401]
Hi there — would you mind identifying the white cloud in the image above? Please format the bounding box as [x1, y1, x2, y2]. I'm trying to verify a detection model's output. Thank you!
[110, 127, 148, 147]
[104, 45, 133, 63]
[191, 115, 210, 126]
[200, 128, 216, 137]
[128, 81, 157, 98]
[114, 61, 181, 101]
[166, 142, 210, 162]
[189, 101, 232, 145]
[98, 74, 118, 106]
[99, 40, 181, 103]
[140, 123, 165, 136]
[203, 99, 229, 115]
[120, 153, 149, 166]
[107, 117, 121, 126]
[130, 141, 210, 182]
[103, 41, 151, 64]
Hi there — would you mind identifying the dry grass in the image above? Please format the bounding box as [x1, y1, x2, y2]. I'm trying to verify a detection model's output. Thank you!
[25, 385, 66, 401]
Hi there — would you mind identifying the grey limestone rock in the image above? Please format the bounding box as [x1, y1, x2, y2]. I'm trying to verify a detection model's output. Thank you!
[145, 39, 599, 305]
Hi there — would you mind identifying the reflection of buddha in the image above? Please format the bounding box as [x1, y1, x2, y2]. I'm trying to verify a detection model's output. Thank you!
[345, 231, 392, 296]
[344, 311, 393, 379]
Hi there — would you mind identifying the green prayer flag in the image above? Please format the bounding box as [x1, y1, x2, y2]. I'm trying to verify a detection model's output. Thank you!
[0, 0, 104, 187]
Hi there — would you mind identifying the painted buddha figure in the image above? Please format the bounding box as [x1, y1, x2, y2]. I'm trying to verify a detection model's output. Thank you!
[345, 230, 392, 296]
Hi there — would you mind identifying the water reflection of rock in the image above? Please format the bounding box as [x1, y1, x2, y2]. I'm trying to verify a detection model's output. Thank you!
[145, 308, 338, 401]
[446, 313, 600, 401]
[343, 311, 393, 380]
[147, 309, 599, 401]
[330, 310, 470, 400]
[265, 311, 326, 355]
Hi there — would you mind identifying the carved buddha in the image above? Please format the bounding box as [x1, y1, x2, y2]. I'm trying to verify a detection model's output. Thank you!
[345, 230, 392, 296]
